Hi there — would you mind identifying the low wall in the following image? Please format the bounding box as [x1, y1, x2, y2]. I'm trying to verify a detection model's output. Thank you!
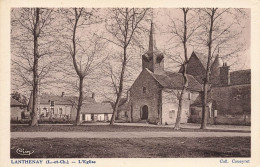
[188, 106, 250, 125]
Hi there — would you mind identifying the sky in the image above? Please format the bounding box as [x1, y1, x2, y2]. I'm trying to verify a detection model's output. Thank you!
[153, 8, 251, 71]
[11, 8, 251, 102]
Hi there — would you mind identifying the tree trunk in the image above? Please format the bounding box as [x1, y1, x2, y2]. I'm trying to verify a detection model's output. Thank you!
[75, 77, 84, 125]
[200, 9, 216, 129]
[174, 8, 189, 130]
[174, 64, 188, 130]
[200, 80, 208, 129]
[110, 95, 121, 125]
[130, 104, 133, 123]
[30, 8, 40, 127]
[110, 47, 127, 125]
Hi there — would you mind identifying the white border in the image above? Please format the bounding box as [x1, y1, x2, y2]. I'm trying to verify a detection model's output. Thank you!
[1, 0, 259, 167]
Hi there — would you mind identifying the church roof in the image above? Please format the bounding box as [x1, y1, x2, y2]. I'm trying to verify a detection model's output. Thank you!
[192, 51, 208, 69]
[191, 92, 213, 106]
[146, 69, 202, 91]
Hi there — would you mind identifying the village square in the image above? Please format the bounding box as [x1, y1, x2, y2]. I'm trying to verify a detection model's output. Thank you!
[9, 8, 251, 158]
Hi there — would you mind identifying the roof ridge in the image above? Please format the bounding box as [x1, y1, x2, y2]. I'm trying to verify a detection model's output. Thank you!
[230, 69, 251, 73]
[145, 68, 202, 91]
[11, 97, 26, 106]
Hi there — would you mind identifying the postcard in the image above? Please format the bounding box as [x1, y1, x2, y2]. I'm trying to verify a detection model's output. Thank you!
[0, 0, 260, 167]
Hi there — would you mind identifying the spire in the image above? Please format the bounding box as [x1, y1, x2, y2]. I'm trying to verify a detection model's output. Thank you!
[148, 21, 157, 52]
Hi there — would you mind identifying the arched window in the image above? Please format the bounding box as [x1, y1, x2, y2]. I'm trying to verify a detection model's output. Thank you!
[141, 105, 148, 120]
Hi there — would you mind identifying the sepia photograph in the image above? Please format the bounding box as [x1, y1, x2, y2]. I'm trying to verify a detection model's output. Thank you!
[8, 7, 252, 159]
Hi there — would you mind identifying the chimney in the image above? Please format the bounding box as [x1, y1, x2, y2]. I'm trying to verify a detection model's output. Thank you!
[92, 93, 95, 100]
[61, 92, 65, 97]
[220, 63, 230, 86]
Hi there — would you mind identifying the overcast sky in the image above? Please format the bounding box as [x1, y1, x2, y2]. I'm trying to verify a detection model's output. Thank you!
[11, 8, 251, 101]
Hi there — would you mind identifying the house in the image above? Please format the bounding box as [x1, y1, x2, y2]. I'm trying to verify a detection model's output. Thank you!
[37, 92, 112, 122]
[183, 51, 251, 125]
[10, 97, 27, 121]
[73, 103, 113, 122]
[127, 23, 202, 125]
[38, 92, 80, 120]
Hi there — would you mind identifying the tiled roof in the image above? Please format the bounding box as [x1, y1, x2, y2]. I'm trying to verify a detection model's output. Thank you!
[10, 98, 26, 107]
[80, 102, 113, 114]
[39, 95, 95, 105]
[146, 69, 202, 91]
[191, 91, 213, 106]
[230, 69, 251, 85]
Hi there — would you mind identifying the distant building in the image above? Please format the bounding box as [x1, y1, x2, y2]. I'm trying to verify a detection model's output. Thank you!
[75, 103, 113, 122]
[10, 97, 27, 121]
[37, 92, 113, 122]
[184, 51, 251, 125]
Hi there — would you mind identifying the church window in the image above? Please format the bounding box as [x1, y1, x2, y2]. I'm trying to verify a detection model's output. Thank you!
[169, 110, 175, 118]
[143, 87, 147, 94]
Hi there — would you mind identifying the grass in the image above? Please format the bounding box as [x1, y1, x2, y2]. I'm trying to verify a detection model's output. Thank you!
[10, 137, 250, 158]
[11, 125, 250, 133]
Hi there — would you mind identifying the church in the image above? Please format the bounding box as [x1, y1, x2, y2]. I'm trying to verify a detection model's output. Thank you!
[127, 23, 202, 125]
[125, 22, 251, 125]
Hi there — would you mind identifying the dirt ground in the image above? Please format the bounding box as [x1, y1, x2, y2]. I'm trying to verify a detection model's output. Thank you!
[11, 137, 251, 158]
[10, 124, 250, 133]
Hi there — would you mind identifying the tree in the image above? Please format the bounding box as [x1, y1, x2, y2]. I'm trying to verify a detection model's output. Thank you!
[11, 8, 58, 126]
[196, 8, 247, 129]
[166, 8, 200, 130]
[59, 8, 107, 125]
[104, 8, 149, 125]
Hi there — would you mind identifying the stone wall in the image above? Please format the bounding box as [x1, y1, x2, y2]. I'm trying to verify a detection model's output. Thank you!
[189, 84, 251, 125]
[129, 69, 162, 124]
[161, 89, 199, 125]
[211, 84, 251, 116]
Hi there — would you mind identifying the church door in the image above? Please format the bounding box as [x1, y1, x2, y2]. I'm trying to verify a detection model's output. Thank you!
[141, 105, 148, 120]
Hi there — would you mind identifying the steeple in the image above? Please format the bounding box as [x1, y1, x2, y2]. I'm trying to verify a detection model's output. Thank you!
[142, 21, 164, 74]
[148, 22, 157, 52]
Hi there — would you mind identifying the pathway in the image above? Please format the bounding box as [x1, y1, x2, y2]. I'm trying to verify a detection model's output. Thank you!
[11, 131, 250, 139]
[11, 123, 251, 131]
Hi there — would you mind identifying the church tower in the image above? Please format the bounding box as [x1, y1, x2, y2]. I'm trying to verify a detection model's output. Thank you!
[142, 22, 164, 74]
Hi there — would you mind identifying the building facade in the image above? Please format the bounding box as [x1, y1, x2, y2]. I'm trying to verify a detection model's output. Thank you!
[127, 22, 251, 125]
[36, 93, 113, 122]
[10, 98, 27, 121]
[183, 51, 251, 125]
[128, 23, 202, 125]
